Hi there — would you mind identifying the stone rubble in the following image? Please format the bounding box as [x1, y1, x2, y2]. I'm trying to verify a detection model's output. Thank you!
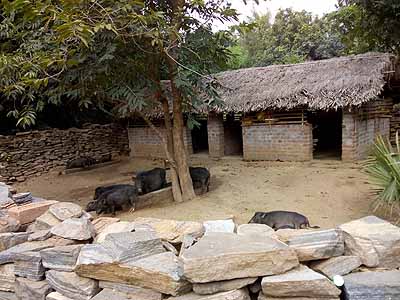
[0, 188, 399, 300]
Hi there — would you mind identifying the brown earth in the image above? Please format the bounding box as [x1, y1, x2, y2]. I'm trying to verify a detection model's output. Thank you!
[15, 155, 381, 228]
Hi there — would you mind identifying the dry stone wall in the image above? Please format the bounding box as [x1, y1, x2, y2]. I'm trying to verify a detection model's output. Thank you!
[0, 124, 129, 183]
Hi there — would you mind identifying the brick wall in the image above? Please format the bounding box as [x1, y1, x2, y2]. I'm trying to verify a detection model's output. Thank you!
[342, 108, 391, 161]
[242, 124, 313, 161]
[0, 124, 129, 183]
[128, 126, 192, 158]
[207, 113, 224, 158]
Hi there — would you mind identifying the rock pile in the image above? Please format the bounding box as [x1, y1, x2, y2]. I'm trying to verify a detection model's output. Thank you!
[0, 197, 399, 299]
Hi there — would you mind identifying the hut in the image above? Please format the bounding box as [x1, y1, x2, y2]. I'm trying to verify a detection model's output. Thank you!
[129, 52, 400, 161]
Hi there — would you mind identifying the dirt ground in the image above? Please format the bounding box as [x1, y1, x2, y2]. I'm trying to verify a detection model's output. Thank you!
[15, 155, 379, 228]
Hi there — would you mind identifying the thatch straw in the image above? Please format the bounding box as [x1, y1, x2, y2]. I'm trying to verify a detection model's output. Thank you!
[215, 52, 396, 112]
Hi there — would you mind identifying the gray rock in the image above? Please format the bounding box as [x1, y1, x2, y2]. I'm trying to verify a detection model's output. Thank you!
[261, 265, 341, 298]
[248, 280, 261, 294]
[95, 221, 136, 243]
[35, 211, 61, 229]
[310, 256, 362, 279]
[51, 218, 95, 241]
[0, 264, 15, 292]
[46, 292, 74, 300]
[40, 245, 83, 272]
[286, 229, 344, 261]
[258, 295, 338, 300]
[99, 281, 162, 300]
[0, 237, 76, 264]
[193, 277, 257, 295]
[181, 232, 298, 283]
[169, 289, 250, 300]
[46, 270, 99, 300]
[343, 270, 400, 299]
[339, 216, 400, 268]
[203, 220, 235, 235]
[49, 202, 83, 221]
[0, 214, 20, 234]
[15, 278, 52, 300]
[28, 230, 52, 242]
[179, 234, 199, 256]
[90, 289, 131, 300]
[14, 251, 45, 281]
[237, 224, 277, 239]
[0, 184, 10, 204]
[91, 217, 119, 235]
[0, 291, 16, 300]
[76, 251, 190, 296]
[0, 233, 29, 251]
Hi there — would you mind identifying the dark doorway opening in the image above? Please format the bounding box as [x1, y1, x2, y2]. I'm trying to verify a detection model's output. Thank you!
[308, 110, 342, 160]
[224, 113, 243, 156]
[191, 120, 209, 153]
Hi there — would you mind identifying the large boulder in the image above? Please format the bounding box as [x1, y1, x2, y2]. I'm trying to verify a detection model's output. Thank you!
[51, 218, 95, 241]
[40, 245, 83, 272]
[46, 270, 100, 300]
[75, 230, 189, 295]
[0, 232, 29, 251]
[286, 229, 344, 261]
[309, 256, 362, 279]
[99, 281, 162, 300]
[169, 289, 250, 300]
[339, 216, 400, 268]
[261, 265, 341, 298]
[0, 264, 15, 292]
[181, 232, 298, 283]
[193, 278, 257, 295]
[15, 278, 52, 300]
[48, 202, 83, 221]
[343, 270, 400, 299]
[133, 217, 205, 244]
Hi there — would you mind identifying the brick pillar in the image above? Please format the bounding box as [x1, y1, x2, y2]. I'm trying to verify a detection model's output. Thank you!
[207, 113, 224, 157]
[342, 110, 357, 161]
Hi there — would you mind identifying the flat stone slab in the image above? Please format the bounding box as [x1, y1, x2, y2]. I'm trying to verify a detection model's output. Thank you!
[40, 244, 83, 271]
[310, 256, 362, 279]
[49, 202, 83, 221]
[46, 292, 74, 300]
[258, 295, 338, 300]
[169, 289, 250, 300]
[339, 216, 400, 268]
[28, 229, 52, 242]
[343, 270, 400, 299]
[15, 278, 52, 300]
[46, 270, 99, 300]
[286, 229, 344, 261]
[133, 217, 205, 243]
[51, 218, 95, 241]
[203, 220, 235, 235]
[261, 265, 341, 298]
[0, 291, 16, 300]
[14, 251, 45, 281]
[237, 224, 276, 238]
[0, 232, 29, 251]
[35, 211, 61, 229]
[95, 221, 136, 243]
[99, 281, 162, 300]
[0, 264, 15, 292]
[90, 289, 134, 300]
[7, 200, 58, 224]
[76, 251, 190, 296]
[193, 277, 257, 295]
[92, 217, 119, 234]
[181, 232, 299, 283]
[0, 237, 76, 264]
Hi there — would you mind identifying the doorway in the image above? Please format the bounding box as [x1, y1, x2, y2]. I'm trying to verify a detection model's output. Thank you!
[191, 120, 209, 154]
[308, 110, 342, 159]
[224, 113, 243, 156]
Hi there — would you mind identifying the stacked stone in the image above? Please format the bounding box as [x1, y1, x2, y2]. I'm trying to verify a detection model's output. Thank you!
[0, 124, 129, 183]
[0, 193, 399, 299]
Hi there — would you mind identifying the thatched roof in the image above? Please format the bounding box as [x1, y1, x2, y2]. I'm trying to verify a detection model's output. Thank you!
[215, 52, 397, 112]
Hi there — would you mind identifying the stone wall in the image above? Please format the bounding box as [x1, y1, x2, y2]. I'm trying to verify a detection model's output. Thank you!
[242, 124, 313, 161]
[128, 126, 193, 158]
[0, 124, 129, 183]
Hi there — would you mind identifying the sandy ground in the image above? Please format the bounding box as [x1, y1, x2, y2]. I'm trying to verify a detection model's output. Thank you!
[15, 155, 379, 228]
